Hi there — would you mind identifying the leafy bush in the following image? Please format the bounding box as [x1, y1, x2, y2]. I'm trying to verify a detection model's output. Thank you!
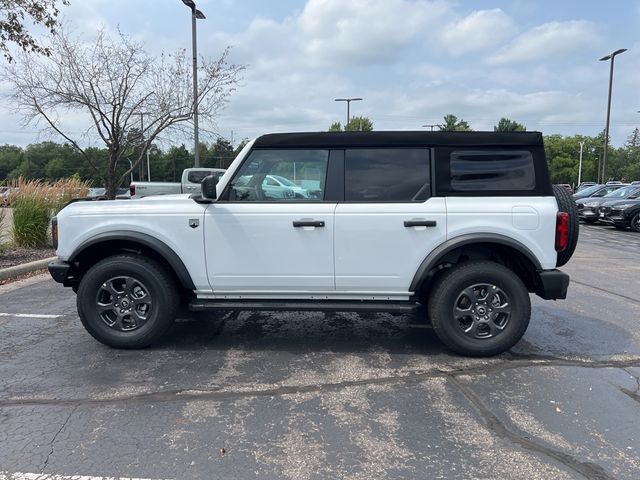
[9, 178, 90, 248]
[11, 196, 50, 247]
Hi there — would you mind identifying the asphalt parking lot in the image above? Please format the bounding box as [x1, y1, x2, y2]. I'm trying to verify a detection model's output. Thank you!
[1, 224, 639, 480]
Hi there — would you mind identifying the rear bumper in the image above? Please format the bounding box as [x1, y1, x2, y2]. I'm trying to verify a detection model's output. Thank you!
[48, 260, 71, 284]
[536, 269, 570, 300]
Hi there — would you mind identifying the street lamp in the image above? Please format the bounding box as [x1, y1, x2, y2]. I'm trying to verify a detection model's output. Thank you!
[599, 48, 627, 181]
[181, 0, 206, 167]
[334, 97, 362, 130]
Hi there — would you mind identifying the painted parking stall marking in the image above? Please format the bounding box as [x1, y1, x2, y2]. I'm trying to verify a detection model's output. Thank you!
[0, 313, 62, 319]
[0, 472, 170, 480]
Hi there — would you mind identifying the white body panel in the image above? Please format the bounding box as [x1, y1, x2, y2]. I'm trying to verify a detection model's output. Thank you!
[55, 195, 212, 292]
[54, 139, 560, 301]
[445, 196, 558, 270]
[334, 199, 447, 292]
[203, 203, 336, 292]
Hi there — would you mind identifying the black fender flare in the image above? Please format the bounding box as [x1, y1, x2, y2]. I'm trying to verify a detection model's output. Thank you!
[409, 233, 542, 292]
[68, 231, 196, 290]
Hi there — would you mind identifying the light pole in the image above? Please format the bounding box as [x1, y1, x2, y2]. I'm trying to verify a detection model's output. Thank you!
[422, 124, 437, 131]
[334, 97, 362, 130]
[578, 141, 584, 188]
[135, 112, 152, 181]
[182, 0, 206, 167]
[599, 48, 627, 181]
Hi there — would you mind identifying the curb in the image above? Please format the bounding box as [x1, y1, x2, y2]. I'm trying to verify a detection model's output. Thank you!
[0, 257, 56, 282]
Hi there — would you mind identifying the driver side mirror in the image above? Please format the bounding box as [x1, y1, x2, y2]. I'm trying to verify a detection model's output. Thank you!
[201, 175, 218, 200]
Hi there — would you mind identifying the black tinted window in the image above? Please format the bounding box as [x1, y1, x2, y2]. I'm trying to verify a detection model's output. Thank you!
[450, 150, 535, 191]
[345, 149, 430, 202]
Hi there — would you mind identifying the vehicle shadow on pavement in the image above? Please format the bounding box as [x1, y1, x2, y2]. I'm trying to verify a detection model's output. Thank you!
[154, 310, 450, 356]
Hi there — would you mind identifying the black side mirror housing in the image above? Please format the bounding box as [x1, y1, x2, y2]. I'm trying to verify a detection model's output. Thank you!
[201, 175, 218, 200]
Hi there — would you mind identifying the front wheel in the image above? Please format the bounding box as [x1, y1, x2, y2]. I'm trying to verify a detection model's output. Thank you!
[77, 255, 179, 348]
[631, 213, 640, 233]
[427, 261, 531, 357]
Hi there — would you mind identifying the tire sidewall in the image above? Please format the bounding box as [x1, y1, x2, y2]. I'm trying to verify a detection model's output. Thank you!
[432, 264, 530, 356]
[77, 257, 175, 348]
[631, 213, 640, 233]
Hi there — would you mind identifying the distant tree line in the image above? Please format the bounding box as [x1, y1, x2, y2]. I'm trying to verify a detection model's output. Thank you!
[0, 137, 248, 186]
[327, 113, 640, 184]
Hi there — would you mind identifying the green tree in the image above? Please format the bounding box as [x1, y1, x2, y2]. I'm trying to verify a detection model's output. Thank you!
[494, 117, 526, 132]
[0, 144, 23, 181]
[328, 121, 342, 132]
[345, 116, 373, 132]
[327, 116, 373, 132]
[438, 114, 472, 132]
[0, 0, 69, 62]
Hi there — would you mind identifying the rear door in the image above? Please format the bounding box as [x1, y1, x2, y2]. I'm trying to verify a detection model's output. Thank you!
[334, 148, 447, 294]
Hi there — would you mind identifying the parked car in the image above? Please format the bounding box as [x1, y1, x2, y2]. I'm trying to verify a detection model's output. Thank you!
[234, 174, 311, 199]
[129, 168, 226, 198]
[556, 184, 574, 194]
[48, 131, 577, 357]
[0, 186, 10, 206]
[573, 183, 625, 201]
[576, 182, 596, 192]
[599, 198, 640, 232]
[576, 185, 640, 223]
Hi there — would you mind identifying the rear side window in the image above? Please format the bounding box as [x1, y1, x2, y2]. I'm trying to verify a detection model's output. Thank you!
[345, 148, 430, 202]
[449, 150, 535, 192]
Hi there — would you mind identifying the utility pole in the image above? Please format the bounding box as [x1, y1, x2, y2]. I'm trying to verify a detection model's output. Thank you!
[578, 141, 584, 188]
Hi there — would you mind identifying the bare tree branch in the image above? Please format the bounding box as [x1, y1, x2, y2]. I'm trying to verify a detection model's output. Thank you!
[2, 26, 245, 198]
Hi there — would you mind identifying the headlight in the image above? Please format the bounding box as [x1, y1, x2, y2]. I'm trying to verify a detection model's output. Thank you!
[612, 203, 635, 210]
[583, 201, 600, 207]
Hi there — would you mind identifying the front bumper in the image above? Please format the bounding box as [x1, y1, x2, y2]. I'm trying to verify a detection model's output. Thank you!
[48, 260, 71, 284]
[578, 207, 598, 220]
[536, 269, 570, 300]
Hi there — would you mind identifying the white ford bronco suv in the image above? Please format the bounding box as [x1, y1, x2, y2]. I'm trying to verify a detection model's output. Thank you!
[49, 132, 578, 356]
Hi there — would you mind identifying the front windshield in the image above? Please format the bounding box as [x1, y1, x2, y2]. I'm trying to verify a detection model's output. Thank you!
[604, 186, 634, 198]
[576, 184, 602, 196]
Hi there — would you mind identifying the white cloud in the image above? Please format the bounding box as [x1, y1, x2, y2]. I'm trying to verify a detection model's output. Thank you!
[488, 20, 600, 65]
[298, 0, 450, 66]
[440, 9, 516, 56]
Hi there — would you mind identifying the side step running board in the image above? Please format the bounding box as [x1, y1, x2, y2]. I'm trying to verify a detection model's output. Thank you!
[189, 300, 423, 314]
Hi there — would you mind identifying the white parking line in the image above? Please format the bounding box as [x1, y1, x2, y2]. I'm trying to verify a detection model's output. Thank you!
[0, 313, 62, 319]
[0, 472, 170, 480]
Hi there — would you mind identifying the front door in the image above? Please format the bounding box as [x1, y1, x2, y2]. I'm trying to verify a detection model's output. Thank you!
[204, 148, 335, 294]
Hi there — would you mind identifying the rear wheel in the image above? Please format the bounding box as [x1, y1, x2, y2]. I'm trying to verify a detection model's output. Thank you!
[553, 184, 579, 267]
[631, 213, 640, 233]
[428, 261, 530, 357]
[77, 255, 179, 348]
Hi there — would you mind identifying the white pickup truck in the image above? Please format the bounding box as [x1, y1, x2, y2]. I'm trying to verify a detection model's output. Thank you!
[129, 168, 226, 198]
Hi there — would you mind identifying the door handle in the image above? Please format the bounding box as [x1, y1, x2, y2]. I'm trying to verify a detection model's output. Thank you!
[293, 220, 325, 228]
[404, 220, 437, 227]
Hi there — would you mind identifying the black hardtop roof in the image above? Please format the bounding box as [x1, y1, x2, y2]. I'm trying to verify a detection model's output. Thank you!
[253, 131, 543, 149]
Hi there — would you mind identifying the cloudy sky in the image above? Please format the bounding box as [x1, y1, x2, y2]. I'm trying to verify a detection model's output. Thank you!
[2, 0, 640, 148]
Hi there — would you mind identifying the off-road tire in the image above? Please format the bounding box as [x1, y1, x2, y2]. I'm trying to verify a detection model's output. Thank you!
[428, 261, 531, 357]
[553, 184, 579, 267]
[77, 254, 179, 348]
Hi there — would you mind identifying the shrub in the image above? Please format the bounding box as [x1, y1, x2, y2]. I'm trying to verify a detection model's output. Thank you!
[9, 178, 90, 248]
